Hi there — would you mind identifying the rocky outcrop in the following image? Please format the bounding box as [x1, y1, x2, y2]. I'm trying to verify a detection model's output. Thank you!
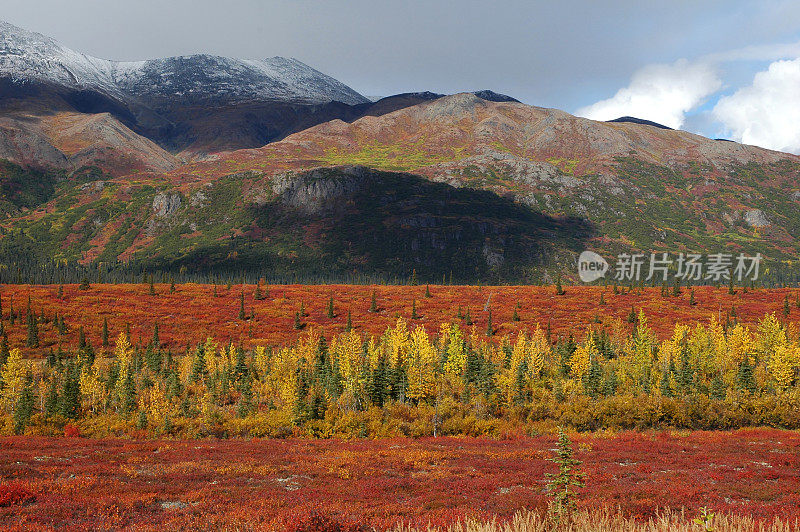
[152, 192, 182, 217]
[271, 165, 370, 214]
[482, 242, 505, 269]
[744, 209, 770, 228]
[422, 92, 486, 120]
[429, 151, 560, 186]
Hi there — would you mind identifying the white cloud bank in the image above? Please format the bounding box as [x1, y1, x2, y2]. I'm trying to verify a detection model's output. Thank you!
[713, 58, 800, 153]
[575, 59, 722, 129]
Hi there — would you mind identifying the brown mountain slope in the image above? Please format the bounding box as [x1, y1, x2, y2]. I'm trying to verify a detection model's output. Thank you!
[159, 93, 800, 265]
[3, 93, 800, 283]
[183, 92, 794, 179]
[0, 108, 179, 176]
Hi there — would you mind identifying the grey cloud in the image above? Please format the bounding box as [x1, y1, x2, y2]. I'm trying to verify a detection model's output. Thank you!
[1, 0, 799, 114]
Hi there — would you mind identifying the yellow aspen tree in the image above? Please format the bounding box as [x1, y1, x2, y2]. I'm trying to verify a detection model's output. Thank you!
[204, 337, 220, 376]
[178, 351, 193, 385]
[252, 345, 270, 405]
[0, 349, 28, 413]
[113, 332, 133, 408]
[486, 338, 505, 368]
[496, 367, 515, 406]
[138, 381, 170, 426]
[79, 357, 107, 414]
[656, 338, 681, 370]
[650, 324, 686, 374]
[726, 324, 754, 367]
[629, 310, 656, 387]
[769, 343, 798, 392]
[497, 332, 531, 405]
[757, 314, 786, 359]
[265, 346, 299, 410]
[607, 317, 630, 348]
[444, 324, 466, 378]
[570, 334, 597, 380]
[253, 345, 270, 378]
[329, 329, 366, 411]
[438, 322, 451, 351]
[407, 327, 437, 401]
[636, 309, 655, 341]
[671, 323, 690, 345]
[687, 321, 715, 377]
[335, 329, 366, 396]
[114, 332, 132, 367]
[708, 316, 728, 371]
[388, 318, 410, 369]
[528, 325, 549, 378]
[469, 326, 484, 357]
[296, 328, 320, 363]
[510, 333, 528, 374]
[366, 336, 381, 368]
[219, 343, 235, 374]
[495, 331, 531, 405]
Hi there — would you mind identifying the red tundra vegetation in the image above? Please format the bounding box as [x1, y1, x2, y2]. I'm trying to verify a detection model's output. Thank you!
[3, 283, 797, 355]
[0, 429, 799, 530]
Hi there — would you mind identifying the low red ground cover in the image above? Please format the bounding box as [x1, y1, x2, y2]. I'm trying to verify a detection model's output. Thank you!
[0, 482, 35, 508]
[3, 284, 797, 356]
[0, 429, 798, 530]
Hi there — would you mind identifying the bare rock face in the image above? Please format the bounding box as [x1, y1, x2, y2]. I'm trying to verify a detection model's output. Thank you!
[152, 192, 182, 217]
[190, 190, 208, 207]
[80, 180, 105, 194]
[422, 92, 486, 120]
[0, 120, 69, 168]
[482, 242, 504, 269]
[744, 209, 770, 228]
[272, 165, 370, 214]
[429, 151, 559, 186]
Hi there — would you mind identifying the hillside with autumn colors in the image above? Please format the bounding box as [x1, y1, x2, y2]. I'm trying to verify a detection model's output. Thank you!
[1, 91, 799, 283]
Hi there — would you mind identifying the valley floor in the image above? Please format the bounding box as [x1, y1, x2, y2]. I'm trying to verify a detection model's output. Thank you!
[1, 429, 799, 530]
[3, 284, 797, 355]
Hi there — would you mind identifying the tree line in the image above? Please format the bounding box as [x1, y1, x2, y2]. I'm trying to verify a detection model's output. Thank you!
[1, 308, 800, 437]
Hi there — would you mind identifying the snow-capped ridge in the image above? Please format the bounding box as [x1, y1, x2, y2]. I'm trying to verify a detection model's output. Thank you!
[0, 19, 367, 105]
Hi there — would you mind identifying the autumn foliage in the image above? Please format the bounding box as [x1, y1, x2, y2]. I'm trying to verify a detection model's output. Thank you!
[1, 430, 799, 529]
[0, 283, 800, 438]
[0, 482, 35, 508]
[1, 283, 797, 355]
[0, 283, 798, 529]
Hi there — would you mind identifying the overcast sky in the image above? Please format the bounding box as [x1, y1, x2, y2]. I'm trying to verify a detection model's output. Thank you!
[4, 0, 800, 151]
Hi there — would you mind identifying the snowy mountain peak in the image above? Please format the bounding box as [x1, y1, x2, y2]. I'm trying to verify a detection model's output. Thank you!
[0, 19, 117, 90]
[0, 19, 368, 105]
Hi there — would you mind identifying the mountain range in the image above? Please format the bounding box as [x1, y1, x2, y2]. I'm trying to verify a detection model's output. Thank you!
[1, 20, 799, 283]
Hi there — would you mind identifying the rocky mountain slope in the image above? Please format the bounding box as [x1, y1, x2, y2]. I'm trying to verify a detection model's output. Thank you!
[3, 93, 799, 282]
[176, 93, 800, 261]
[1, 19, 799, 282]
[0, 21, 524, 165]
[0, 106, 179, 176]
[0, 19, 371, 161]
